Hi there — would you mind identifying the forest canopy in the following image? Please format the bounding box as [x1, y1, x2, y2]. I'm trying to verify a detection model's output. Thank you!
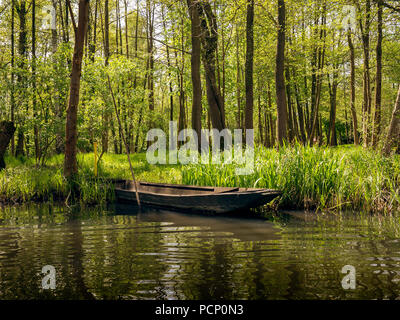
[0, 0, 399, 175]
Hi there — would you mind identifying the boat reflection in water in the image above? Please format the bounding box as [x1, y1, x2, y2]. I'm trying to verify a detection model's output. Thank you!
[115, 203, 282, 242]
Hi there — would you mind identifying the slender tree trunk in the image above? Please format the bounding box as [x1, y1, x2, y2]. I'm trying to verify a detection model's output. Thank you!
[51, 1, 58, 53]
[52, 1, 64, 154]
[187, 0, 202, 149]
[236, 24, 241, 129]
[257, 78, 263, 144]
[146, 0, 154, 113]
[328, 73, 338, 146]
[348, 27, 359, 145]
[64, 0, 90, 178]
[197, 1, 225, 131]
[10, 0, 15, 155]
[309, 8, 326, 146]
[124, 0, 129, 58]
[372, 0, 383, 147]
[360, 0, 371, 147]
[104, 0, 110, 63]
[264, 110, 269, 147]
[180, 17, 186, 131]
[285, 66, 294, 141]
[245, 0, 254, 133]
[275, 0, 288, 145]
[267, 82, 274, 146]
[102, 0, 109, 153]
[161, 7, 174, 122]
[15, 0, 28, 157]
[32, 0, 39, 162]
[383, 85, 400, 156]
[292, 69, 306, 143]
[89, 0, 98, 61]
[269, 112, 275, 146]
[115, 0, 119, 54]
[118, 0, 123, 55]
[221, 17, 226, 119]
[66, 0, 70, 42]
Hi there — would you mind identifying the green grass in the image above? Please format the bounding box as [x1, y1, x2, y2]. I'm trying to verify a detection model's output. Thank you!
[181, 144, 400, 214]
[0, 152, 181, 205]
[0, 145, 399, 213]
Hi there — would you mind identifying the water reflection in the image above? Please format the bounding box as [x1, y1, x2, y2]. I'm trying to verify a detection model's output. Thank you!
[1, 204, 400, 299]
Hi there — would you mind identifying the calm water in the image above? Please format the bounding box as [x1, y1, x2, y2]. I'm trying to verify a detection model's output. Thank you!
[1, 204, 400, 300]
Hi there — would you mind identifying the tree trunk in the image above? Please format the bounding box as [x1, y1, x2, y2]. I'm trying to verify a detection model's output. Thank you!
[360, 0, 371, 147]
[292, 69, 306, 143]
[15, 0, 28, 157]
[244, 0, 254, 132]
[257, 79, 263, 144]
[382, 85, 400, 156]
[236, 24, 241, 129]
[187, 0, 202, 149]
[146, 0, 155, 113]
[348, 27, 359, 145]
[372, 1, 383, 147]
[309, 7, 326, 145]
[124, 0, 129, 58]
[51, 1, 58, 53]
[64, 0, 90, 178]
[285, 66, 294, 141]
[328, 73, 338, 146]
[197, 0, 225, 131]
[10, 0, 15, 155]
[0, 122, 16, 170]
[32, 0, 39, 163]
[89, 0, 98, 61]
[161, 7, 174, 123]
[52, 1, 64, 155]
[102, 0, 110, 153]
[275, 0, 288, 145]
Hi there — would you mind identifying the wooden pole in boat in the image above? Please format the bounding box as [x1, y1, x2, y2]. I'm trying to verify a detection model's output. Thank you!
[94, 141, 98, 177]
[107, 75, 141, 207]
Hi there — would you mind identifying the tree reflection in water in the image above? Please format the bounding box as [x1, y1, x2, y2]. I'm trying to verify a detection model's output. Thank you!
[1, 204, 400, 299]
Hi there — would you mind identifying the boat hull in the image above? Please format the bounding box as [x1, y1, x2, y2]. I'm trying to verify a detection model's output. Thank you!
[115, 181, 281, 214]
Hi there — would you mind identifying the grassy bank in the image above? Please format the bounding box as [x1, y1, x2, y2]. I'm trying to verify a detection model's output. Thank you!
[0, 153, 181, 205]
[0, 145, 399, 213]
[182, 144, 400, 214]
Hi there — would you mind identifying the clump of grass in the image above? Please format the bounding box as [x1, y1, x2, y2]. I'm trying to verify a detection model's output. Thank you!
[0, 166, 66, 203]
[181, 144, 400, 214]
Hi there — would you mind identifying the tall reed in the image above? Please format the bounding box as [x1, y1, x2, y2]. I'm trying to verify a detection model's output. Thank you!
[182, 144, 400, 213]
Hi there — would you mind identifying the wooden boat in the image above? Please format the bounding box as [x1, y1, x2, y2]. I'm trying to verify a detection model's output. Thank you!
[114, 180, 281, 214]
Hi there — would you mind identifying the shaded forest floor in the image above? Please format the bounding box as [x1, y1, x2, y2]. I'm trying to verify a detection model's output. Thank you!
[0, 145, 399, 214]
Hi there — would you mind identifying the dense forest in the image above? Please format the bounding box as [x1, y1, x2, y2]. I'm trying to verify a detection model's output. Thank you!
[0, 0, 399, 212]
[0, 0, 399, 165]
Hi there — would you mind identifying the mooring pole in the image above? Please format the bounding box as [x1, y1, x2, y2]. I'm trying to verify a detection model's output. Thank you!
[94, 141, 98, 177]
[107, 75, 141, 207]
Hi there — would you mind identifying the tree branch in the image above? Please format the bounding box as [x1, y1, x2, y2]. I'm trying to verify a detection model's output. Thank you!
[373, 0, 400, 13]
[66, 0, 77, 36]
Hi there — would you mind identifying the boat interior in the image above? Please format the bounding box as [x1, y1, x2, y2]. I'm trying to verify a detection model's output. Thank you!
[119, 181, 241, 195]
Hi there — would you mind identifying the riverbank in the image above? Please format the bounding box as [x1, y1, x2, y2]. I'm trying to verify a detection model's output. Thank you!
[0, 145, 399, 213]
[182, 144, 400, 214]
[0, 153, 182, 205]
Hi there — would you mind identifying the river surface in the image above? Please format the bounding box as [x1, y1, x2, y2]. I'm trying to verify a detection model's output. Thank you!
[1, 203, 400, 300]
